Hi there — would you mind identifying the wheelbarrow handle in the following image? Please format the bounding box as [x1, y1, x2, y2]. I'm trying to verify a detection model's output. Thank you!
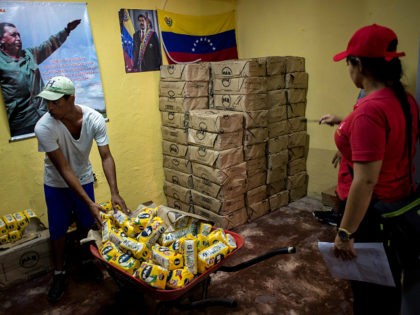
[218, 246, 296, 272]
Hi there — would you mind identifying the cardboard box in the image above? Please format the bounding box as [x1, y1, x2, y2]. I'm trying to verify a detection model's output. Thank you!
[160, 111, 189, 129]
[268, 105, 287, 124]
[269, 190, 289, 211]
[287, 102, 306, 119]
[210, 59, 266, 78]
[189, 109, 243, 133]
[266, 166, 287, 184]
[243, 128, 268, 145]
[188, 129, 243, 150]
[264, 56, 288, 75]
[287, 171, 308, 190]
[267, 74, 286, 91]
[267, 90, 287, 107]
[159, 96, 208, 113]
[246, 157, 267, 177]
[191, 190, 245, 214]
[286, 56, 305, 72]
[243, 143, 266, 161]
[164, 168, 194, 189]
[285, 72, 308, 89]
[163, 181, 192, 204]
[246, 185, 267, 205]
[212, 93, 269, 111]
[267, 179, 287, 195]
[289, 185, 307, 201]
[192, 176, 247, 199]
[288, 131, 307, 148]
[268, 120, 288, 138]
[288, 158, 307, 175]
[289, 146, 306, 161]
[162, 140, 189, 159]
[267, 135, 288, 154]
[160, 63, 210, 81]
[163, 155, 192, 174]
[243, 110, 268, 128]
[159, 81, 209, 98]
[192, 162, 246, 185]
[0, 229, 51, 289]
[212, 77, 267, 94]
[165, 197, 194, 213]
[188, 146, 243, 169]
[286, 89, 307, 104]
[247, 199, 270, 221]
[247, 171, 267, 190]
[287, 117, 307, 133]
[161, 126, 188, 145]
[193, 205, 248, 229]
[267, 150, 288, 170]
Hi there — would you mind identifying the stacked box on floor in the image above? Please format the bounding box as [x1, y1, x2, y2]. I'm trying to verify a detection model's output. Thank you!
[159, 63, 210, 212]
[211, 59, 269, 222]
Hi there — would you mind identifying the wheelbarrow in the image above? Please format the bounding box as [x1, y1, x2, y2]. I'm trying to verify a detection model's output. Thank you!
[90, 230, 296, 314]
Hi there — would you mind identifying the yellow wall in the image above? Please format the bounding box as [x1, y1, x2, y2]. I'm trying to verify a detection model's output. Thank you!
[1, 0, 419, 222]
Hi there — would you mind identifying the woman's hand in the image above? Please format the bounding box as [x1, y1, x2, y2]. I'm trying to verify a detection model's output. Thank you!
[333, 233, 357, 260]
[332, 151, 342, 168]
[319, 114, 342, 126]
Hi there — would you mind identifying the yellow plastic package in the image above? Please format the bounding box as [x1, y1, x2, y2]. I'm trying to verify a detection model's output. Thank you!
[0, 218, 7, 236]
[166, 267, 195, 289]
[0, 234, 9, 244]
[152, 245, 184, 270]
[13, 212, 28, 229]
[136, 217, 166, 247]
[2, 214, 17, 231]
[120, 237, 151, 261]
[184, 238, 198, 275]
[207, 228, 226, 245]
[198, 242, 229, 274]
[110, 252, 140, 275]
[9, 229, 22, 242]
[23, 209, 37, 221]
[198, 222, 212, 236]
[100, 241, 119, 261]
[136, 261, 169, 289]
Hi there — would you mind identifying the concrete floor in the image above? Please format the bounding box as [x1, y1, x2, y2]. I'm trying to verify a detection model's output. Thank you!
[0, 196, 353, 315]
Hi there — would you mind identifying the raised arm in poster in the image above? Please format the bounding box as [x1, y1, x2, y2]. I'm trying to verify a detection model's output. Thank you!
[119, 9, 162, 73]
[0, 2, 106, 141]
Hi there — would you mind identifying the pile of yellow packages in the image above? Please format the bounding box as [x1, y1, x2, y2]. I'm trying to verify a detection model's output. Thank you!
[0, 209, 37, 244]
[98, 202, 237, 290]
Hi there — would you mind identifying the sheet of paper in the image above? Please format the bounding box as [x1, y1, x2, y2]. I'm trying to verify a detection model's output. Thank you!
[318, 242, 395, 287]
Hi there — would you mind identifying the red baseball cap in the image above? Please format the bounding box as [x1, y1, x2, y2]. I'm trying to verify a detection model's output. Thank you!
[333, 24, 405, 62]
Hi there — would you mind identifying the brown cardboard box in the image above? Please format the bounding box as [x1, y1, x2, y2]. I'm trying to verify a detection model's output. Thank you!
[188, 129, 243, 150]
[193, 205, 248, 229]
[247, 199, 270, 221]
[266, 166, 287, 184]
[210, 59, 266, 78]
[264, 56, 287, 75]
[267, 74, 286, 91]
[162, 140, 189, 159]
[243, 143, 266, 161]
[285, 72, 308, 89]
[246, 185, 267, 205]
[287, 102, 306, 119]
[243, 110, 268, 128]
[161, 126, 188, 145]
[163, 155, 192, 174]
[267, 135, 288, 154]
[289, 146, 306, 161]
[160, 63, 210, 81]
[288, 158, 307, 175]
[192, 176, 247, 199]
[287, 117, 307, 133]
[289, 185, 307, 201]
[268, 120, 288, 138]
[243, 128, 268, 145]
[286, 89, 307, 104]
[288, 131, 307, 148]
[267, 150, 288, 170]
[287, 171, 308, 190]
[267, 90, 287, 107]
[163, 181, 192, 204]
[268, 105, 287, 124]
[159, 81, 209, 98]
[166, 197, 194, 213]
[0, 229, 51, 289]
[286, 56, 305, 72]
[191, 190, 245, 214]
[246, 157, 267, 177]
[269, 190, 289, 211]
[212, 77, 267, 94]
[189, 109, 243, 133]
[212, 93, 269, 111]
[192, 162, 246, 185]
[159, 96, 208, 113]
[160, 111, 189, 129]
[188, 146, 243, 169]
[267, 179, 287, 195]
[247, 171, 267, 190]
[164, 168, 194, 189]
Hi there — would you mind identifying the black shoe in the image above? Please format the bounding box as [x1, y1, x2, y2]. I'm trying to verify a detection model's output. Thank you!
[312, 210, 342, 227]
[48, 273, 67, 303]
[80, 260, 104, 283]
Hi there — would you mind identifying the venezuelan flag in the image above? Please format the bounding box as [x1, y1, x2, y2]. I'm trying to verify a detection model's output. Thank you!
[157, 10, 238, 64]
[119, 9, 135, 71]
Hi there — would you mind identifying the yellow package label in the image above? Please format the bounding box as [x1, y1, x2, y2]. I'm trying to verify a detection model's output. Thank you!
[3, 214, 17, 231]
[166, 267, 194, 289]
[13, 212, 28, 229]
[100, 241, 119, 261]
[99, 201, 113, 212]
[136, 217, 166, 248]
[136, 262, 168, 289]
[109, 228, 127, 246]
[198, 242, 229, 274]
[0, 234, 9, 244]
[184, 239, 198, 275]
[198, 222, 212, 236]
[196, 234, 209, 252]
[0, 218, 7, 236]
[207, 228, 226, 245]
[120, 237, 151, 261]
[112, 210, 128, 228]
[152, 245, 184, 270]
[122, 220, 141, 238]
[159, 227, 190, 247]
[9, 229, 22, 242]
[110, 253, 140, 275]
[225, 233, 237, 252]
[23, 209, 37, 220]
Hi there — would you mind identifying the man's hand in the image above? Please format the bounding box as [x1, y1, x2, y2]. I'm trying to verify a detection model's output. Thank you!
[332, 151, 342, 168]
[319, 114, 342, 126]
[111, 193, 129, 215]
[333, 233, 357, 260]
[66, 19, 81, 33]
[88, 202, 104, 228]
